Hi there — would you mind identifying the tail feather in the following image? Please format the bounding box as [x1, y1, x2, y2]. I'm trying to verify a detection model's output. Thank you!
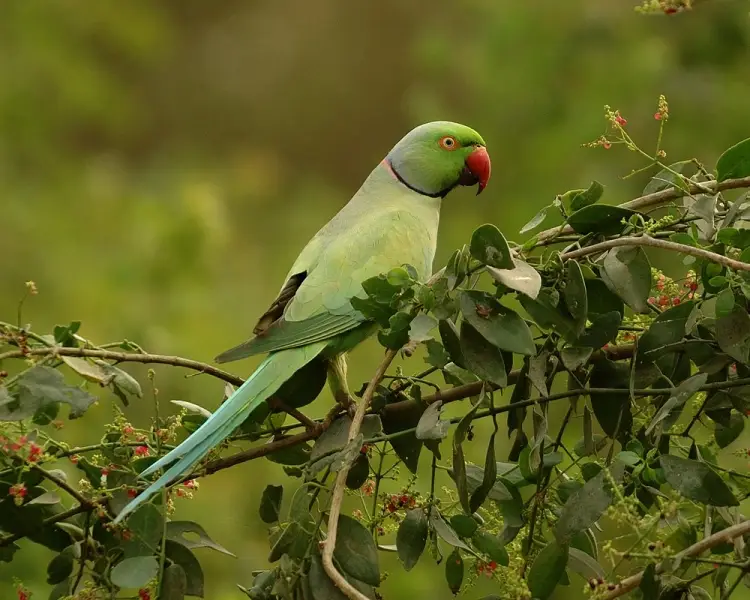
[114, 342, 327, 524]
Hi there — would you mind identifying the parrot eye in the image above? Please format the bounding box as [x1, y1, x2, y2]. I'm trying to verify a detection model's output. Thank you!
[439, 136, 459, 151]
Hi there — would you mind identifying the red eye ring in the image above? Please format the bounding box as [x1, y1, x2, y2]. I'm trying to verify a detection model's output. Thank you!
[439, 136, 460, 151]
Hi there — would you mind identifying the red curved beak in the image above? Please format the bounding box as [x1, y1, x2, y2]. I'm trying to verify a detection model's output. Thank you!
[465, 145, 491, 195]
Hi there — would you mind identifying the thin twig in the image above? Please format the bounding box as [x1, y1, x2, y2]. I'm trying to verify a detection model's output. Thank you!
[0, 346, 244, 386]
[559, 234, 750, 272]
[31, 464, 99, 511]
[322, 349, 398, 600]
[534, 175, 750, 243]
[601, 520, 750, 599]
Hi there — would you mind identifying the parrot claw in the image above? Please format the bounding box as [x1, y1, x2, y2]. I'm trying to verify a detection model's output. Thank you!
[335, 391, 358, 419]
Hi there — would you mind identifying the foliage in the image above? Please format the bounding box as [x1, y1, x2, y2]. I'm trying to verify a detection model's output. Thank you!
[3, 102, 750, 600]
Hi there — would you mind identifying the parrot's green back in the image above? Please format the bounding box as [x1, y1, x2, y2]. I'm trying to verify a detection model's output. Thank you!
[114, 121, 489, 523]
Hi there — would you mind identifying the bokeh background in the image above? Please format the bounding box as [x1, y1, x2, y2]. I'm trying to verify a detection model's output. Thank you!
[2, 1, 750, 598]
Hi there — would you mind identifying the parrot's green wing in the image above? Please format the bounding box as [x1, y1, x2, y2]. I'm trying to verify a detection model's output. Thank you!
[215, 183, 437, 364]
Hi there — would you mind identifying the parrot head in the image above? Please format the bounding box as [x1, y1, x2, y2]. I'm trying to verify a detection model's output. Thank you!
[385, 121, 490, 198]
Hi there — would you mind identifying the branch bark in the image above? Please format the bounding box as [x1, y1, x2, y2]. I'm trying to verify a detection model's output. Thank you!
[559, 234, 750, 271]
[601, 519, 750, 599]
[0, 346, 244, 387]
[321, 349, 398, 600]
[535, 175, 750, 244]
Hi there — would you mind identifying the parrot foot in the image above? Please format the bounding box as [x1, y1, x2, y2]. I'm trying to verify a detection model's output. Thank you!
[335, 391, 358, 419]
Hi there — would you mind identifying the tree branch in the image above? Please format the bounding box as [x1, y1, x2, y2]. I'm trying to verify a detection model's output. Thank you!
[535, 175, 750, 244]
[559, 234, 750, 272]
[0, 346, 244, 387]
[322, 349, 398, 600]
[601, 519, 750, 599]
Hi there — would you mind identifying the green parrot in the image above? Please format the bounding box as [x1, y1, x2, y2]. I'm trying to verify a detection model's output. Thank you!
[114, 121, 490, 523]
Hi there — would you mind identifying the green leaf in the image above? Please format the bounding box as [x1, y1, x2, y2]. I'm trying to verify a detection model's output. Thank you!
[308, 552, 375, 600]
[386, 266, 413, 287]
[333, 514, 380, 586]
[378, 310, 414, 349]
[659, 455, 738, 506]
[717, 227, 739, 246]
[445, 548, 464, 594]
[601, 247, 651, 313]
[47, 550, 74, 585]
[460, 322, 507, 387]
[0, 366, 96, 421]
[528, 353, 549, 397]
[568, 205, 639, 235]
[160, 564, 187, 600]
[409, 314, 437, 343]
[415, 401, 449, 441]
[715, 411, 745, 448]
[274, 357, 327, 409]
[166, 521, 235, 556]
[574, 433, 607, 458]
[430, 510, 470, 550]
[397, 509, 429, 571]
[569, 181, 605, 212]
[716, 288, 735, 318]
[638, 301, 695, 362]
[519, 290, 579, 342]
[27, 491, 61, 506]
[520, 205, 551, 234]
[449, 515, 478, 538]
[259, 485, 283, 524]
[585, 278, 624, 317]
[128, 504, 164, 547]
[639, 563, 661, 600]
[670, 232, 696, 246]
[555, 463, 625, 543]
[346, 453, 370, 490]
[61, 356, 109, 384]
[164, 541, 204, 597]
[438, 319, 466, 368]
[564, 261, 588, 335]
[577, 311, 622, 349]
[469, 432, 499, 514]
[527, 540, 569, 599]
[560, 347, 593, 371]
[716, 137, 750, 182]
[643, 161, 694, 195]
[460, 291, 535, 356]
[110, 556, 159, 589]
[567, 547, 605, 580]
[471, 531, 509, 566]
[589, 360, 632, 439]
[453, 397, 482, 513]
[716, 305, 750, 362]
[470, 224, 514, 269]
[171, 400, 212, 419]
[53, 321, 81, 346]
[382, 402, 423, 474]
[645, 373, 708, 436]
[487, 259, 542, 299]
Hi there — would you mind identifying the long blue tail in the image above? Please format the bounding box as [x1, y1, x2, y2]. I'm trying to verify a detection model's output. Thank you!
[114, 341, 327, 523]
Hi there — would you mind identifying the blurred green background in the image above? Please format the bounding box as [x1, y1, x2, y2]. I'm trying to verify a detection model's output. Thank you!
[2, 1, 750, 598]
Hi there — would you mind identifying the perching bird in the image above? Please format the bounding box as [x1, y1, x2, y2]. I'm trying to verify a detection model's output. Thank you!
[114, 121, 490, 523]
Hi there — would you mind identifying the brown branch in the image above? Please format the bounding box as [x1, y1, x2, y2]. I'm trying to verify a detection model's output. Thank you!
[322, 349, 398, 600]
[199, 404, 342, 476]
[0, 346, 244, 387]
[31, 465, 101, 512]
[535, 175, 750, 244]
[601, 519, 750, 599]
[559, 235, 750, 272]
